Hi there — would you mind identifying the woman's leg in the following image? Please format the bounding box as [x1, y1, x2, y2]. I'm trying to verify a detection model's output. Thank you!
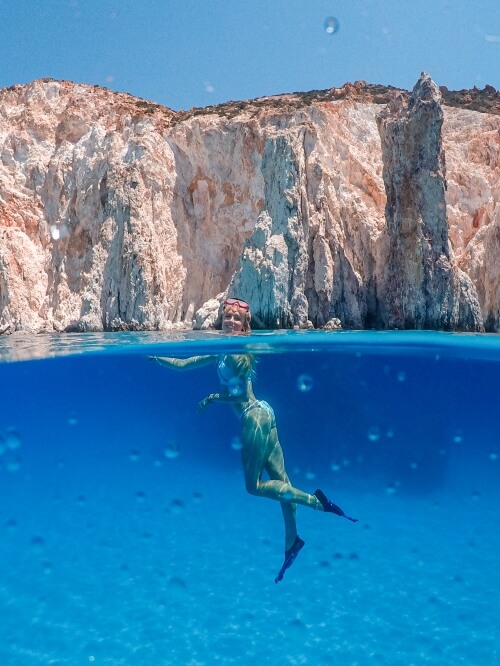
[265, 436, 298, 551]
[240, 409, 321, 511]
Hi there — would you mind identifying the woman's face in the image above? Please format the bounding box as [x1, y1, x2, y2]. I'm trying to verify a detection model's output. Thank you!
[222, 305, 247, 334]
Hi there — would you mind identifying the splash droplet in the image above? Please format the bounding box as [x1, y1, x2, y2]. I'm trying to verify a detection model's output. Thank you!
[324, 17, 339, 34]
[296, 374, 314, 392]
[50, 223, 69, 240]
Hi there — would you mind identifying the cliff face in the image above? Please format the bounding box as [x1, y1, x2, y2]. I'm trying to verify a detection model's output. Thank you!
[0, 75, 498, 333]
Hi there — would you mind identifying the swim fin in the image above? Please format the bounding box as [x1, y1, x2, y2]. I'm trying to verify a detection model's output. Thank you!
[314, 489, 358, 522]
[274, 536, 305, 584]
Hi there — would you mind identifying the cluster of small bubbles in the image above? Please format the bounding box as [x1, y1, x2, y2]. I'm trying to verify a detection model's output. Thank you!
[49, 223, 69, 241]
[163, 441, 180, 460]
[305, 470, 316, 481]
[397, 371, 406, 382]
[129, 449, 140, 463]
[228, 376, 244, 396]
[296, 374, 314, 392]
[67, 412, 78, 426]
[170, 499, 185, 514]
[489, 452, 498, 461]
[367, 426, 381, 442]
[230, 436, 243, 451]
[452, 431, 464, 444]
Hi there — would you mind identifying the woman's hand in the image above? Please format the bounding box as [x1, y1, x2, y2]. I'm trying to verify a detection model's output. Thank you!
[198, 393, 220, 412]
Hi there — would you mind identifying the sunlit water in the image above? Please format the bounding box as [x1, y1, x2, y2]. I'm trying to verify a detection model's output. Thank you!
[1, 331, 499, 665]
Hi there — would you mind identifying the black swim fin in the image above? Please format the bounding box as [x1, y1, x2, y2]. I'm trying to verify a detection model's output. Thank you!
[274, 536, 305, 584]
[314, 489, 358, 522]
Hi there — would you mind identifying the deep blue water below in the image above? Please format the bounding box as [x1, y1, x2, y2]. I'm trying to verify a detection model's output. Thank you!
[0, 330, 499, 665]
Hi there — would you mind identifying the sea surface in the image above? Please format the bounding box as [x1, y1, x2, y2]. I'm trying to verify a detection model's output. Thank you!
[1, 330, 499, 666]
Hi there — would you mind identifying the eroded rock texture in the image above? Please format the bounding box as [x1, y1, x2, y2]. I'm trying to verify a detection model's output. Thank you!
[376, 74, 482, 330]
[0, 75, 498, 333]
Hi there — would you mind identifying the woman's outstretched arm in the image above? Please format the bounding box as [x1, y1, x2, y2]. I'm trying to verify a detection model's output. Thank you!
[149, 355, 217, 370]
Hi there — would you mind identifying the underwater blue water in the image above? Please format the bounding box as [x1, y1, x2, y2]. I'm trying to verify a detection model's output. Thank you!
[0, 330, 499, 665]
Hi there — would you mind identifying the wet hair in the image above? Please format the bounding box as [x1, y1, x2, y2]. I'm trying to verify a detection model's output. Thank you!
[226, 353, 257, 379]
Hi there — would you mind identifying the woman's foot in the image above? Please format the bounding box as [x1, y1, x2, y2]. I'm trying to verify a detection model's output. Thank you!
[274, 536, 305, 583]
[314, 489, 358, 522]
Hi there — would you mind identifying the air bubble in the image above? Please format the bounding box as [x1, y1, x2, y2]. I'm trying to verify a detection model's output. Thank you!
[135, 491, 146, 503]
[230, 436, 243, 451]
[452, 431, 463, 444]
[305, 470, 316, 481]
[386, 484, 396, 495]
[386, 428, 395, 438]
[330, 462, 341, 472]
[163, 441, 180, 460]
[170, 499, 185, 514]
[228, 376, 244, 396]
[129, 450, 140, 462]
[4, 428, 22, 450]
[0, 436, 5, 455]
[296, 374, 314, 392]
[397, 371, 406, 382]
[367, 426, 380, 442]
[30, 536, 45, 551]
[324, 17, 339, 34]
[489, 452, 498, 461]
[5, 454, 21, 472]
[67, 413, 78, 426]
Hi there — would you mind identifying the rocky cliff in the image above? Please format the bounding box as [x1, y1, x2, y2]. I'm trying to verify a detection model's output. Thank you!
[0, 74, 498, 333]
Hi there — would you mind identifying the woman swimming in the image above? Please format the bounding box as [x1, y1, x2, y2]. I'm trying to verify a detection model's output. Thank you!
[151, 297, 357, 583]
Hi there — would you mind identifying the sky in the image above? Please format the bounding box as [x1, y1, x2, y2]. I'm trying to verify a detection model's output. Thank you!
[0, 0, 499, 111]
